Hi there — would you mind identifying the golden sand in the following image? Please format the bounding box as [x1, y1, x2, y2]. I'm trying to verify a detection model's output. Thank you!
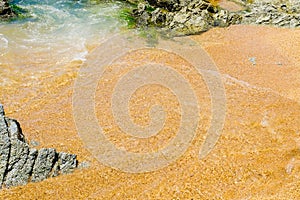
[0, 25, 300, 199]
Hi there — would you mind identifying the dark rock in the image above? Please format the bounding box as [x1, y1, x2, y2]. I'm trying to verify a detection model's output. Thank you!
[0, 0, 15, 19]
[151, 8, 166, 25]
[240, 0, 300, 28]
[128, 0, 300, 36]
[131, 0, 243, 36]
[0, 104, 4, 116]
[0, 105, 80, 188]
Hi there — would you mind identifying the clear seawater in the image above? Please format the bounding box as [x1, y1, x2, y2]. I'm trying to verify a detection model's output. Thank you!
[0, 0, 129, 68]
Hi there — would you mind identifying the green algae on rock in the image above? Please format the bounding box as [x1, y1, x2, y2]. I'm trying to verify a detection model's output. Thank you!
[127, 0, 242, 36]
[124, 0, 300, 36]
[0, 0, 15, 19]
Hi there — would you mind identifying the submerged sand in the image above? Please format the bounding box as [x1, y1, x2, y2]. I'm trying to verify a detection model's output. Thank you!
[0, 25, 300, 199]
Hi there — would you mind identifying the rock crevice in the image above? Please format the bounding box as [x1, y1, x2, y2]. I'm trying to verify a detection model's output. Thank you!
[0, 0, 15, 19]
[129, 0, 300, 36]
[0, 104, 78, 188]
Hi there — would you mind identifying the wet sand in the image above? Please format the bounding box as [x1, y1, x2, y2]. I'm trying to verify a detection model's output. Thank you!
[0, 25, 300, 199]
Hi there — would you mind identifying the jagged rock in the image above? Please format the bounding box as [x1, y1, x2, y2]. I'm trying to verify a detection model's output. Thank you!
[0, 0, 15, 19]
[0, 104, 80, 188]
[56, 152, 77, 174]
[4, 148, 38, 187]
[131, 0, 241, 36]
[0, 105, 10, 186]
[240, 0, 300, 28]
[7, 119, 25, 142]
[20, 148, 38, 182]
[4, 140, 30, 187]
[0, 104, 4, 116]
[31, 148, 57, 182]
[129, 0, 300, 36]
[51, 152, 77, 177]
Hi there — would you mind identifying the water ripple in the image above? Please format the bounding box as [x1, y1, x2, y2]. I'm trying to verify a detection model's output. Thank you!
[0, 1, 127, 67]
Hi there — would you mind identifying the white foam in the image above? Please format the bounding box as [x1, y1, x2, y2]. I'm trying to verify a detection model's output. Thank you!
[1, 1, 125, 67]
[0, 34, 8, 56]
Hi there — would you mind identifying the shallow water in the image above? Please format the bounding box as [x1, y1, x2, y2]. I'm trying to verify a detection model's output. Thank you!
[0, 0, 128, 68]
[1, 1, 300, 197]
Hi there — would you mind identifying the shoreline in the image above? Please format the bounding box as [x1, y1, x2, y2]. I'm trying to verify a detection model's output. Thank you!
[0, 24, 300, 198]
[1, 0, 300, 36]
[1, 1, 300, 198]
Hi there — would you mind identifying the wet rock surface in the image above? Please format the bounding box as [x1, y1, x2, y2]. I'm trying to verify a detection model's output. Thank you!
[0, 0, 15, 19]
[0, 104, 78, 188]
[241, 0, 300, 28]
[129, 0, 300, 35]
[133, 0, 237, 35]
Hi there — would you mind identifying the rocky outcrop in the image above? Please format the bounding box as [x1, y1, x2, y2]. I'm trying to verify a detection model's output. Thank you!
[0, 104, 78, 188]
[0, 0, 15, 19]
[128, 0, 300, 36]
[132, 0, 241, 35]
[241, 0, 300, 28]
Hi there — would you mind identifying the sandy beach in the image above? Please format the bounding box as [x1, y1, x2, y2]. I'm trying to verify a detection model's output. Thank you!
[0, 24, 300, 199]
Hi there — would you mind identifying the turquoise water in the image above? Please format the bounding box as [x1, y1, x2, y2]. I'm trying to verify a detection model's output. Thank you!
[0, 0, 129, 67]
